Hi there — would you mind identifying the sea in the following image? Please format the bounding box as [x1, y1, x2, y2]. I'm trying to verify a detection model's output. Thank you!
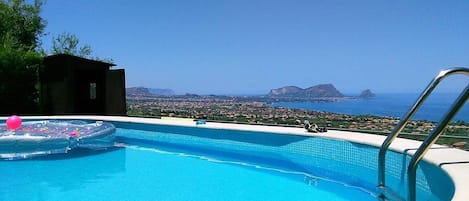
[272, 93, 469, 122]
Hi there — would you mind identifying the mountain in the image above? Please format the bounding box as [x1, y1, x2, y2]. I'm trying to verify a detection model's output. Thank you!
[126, 87, 175, 96]
[126, 87, 152, 96]
[304, 84, 344, 97]
[359, 89, 375, 98]
[149, 88, 175, 96]
[268, 84, 344, 98]
[268, 86, 303, 96]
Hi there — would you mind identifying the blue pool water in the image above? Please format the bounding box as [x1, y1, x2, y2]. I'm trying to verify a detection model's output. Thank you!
[0, 121, 455, 201]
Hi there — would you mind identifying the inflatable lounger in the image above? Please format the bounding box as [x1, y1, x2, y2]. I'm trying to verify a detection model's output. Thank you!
[0, 120, 116, 160]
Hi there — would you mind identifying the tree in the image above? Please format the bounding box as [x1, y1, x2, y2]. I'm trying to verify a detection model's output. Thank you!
[51, 32, 92, 57]
[0, 0, 45, 50]
[50, 32, 113, 63]
[0, 0, 45, 114]
[0, 35, 43, 114]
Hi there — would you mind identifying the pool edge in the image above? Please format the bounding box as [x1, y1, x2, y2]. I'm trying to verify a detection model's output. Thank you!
[3, 115, 468, 201]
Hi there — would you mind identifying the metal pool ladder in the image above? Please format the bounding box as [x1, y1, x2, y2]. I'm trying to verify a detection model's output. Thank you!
[377, 67, 469, 201]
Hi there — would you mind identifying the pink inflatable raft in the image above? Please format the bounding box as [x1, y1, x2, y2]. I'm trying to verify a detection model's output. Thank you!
[0, 120, 115, 160]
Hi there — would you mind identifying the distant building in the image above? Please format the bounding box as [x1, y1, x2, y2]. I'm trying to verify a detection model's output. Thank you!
[40, 54, 126, 115]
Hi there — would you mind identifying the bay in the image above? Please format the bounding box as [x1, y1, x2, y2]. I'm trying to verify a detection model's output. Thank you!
[272, 93, 469, 122]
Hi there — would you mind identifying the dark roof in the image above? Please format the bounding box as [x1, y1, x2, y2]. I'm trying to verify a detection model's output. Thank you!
[44, 54, 116, 67]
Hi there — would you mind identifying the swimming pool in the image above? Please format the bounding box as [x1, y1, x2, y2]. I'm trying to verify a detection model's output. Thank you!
[0, 116, 466, 201]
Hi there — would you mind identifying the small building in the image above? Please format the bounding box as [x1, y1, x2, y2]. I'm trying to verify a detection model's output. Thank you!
[40, 54, 126, 115]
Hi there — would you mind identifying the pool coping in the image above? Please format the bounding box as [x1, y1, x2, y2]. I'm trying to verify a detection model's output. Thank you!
[2, 115, 468, 201]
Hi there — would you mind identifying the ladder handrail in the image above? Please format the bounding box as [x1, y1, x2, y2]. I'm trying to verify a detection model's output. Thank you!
[378, 67, 469, 187]
[377, 67, 469, 200]
[408, 84, 469, 201]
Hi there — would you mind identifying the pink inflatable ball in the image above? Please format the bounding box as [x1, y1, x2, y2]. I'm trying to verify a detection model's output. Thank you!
[6, 115, 22, 131]
[69, 130, 80, 137]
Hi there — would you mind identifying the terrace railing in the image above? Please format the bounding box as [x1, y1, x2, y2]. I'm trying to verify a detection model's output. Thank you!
[377, 67, 469, 201]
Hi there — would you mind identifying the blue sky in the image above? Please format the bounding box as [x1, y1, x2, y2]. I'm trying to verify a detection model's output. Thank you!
[40, 0, 469, 95]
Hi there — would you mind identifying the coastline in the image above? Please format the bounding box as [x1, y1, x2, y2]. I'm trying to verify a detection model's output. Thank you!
[272, 93, 469, 122]
[126, 93, 469, 148]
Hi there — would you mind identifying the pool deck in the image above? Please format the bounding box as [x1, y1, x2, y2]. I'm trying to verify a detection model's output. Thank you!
[2, 115, 468, 201]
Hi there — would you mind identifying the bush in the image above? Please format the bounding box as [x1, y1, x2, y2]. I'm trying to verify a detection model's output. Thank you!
[0, 43, 43, 114]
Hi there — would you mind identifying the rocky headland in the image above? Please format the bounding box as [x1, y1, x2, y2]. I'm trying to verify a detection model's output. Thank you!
[266, 84, 374, 102]
[268, 84, 344, 98]
[359, 89, 376, 98]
